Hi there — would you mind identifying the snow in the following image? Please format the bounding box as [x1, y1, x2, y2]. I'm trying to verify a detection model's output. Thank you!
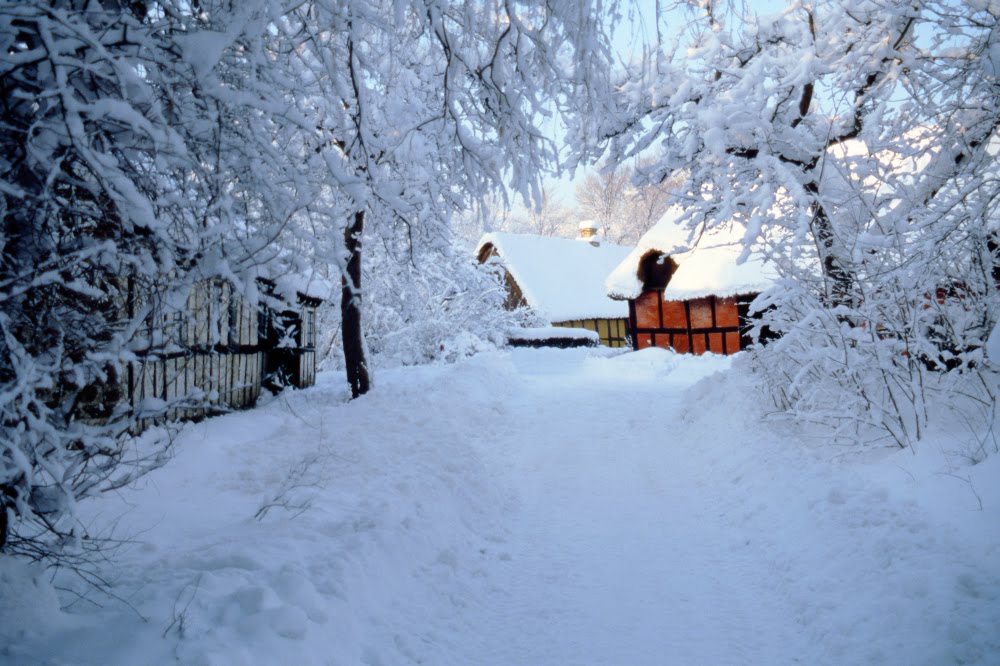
[507, 326, 599, 341]
[259, 268, 336, 302]
[662, 242, 777, 301]
[4, 349, 1000, 664]
[606, 207, 775, 300]
[608, 207, 695, 297]
[477, 232, 632, 322]
[0, 558, 63, 648]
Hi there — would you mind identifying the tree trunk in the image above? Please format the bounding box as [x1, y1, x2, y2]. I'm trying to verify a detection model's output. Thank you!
[805, 182, 855, 307]
[0, 497, 7, 553]
[341, 210, 371, 399]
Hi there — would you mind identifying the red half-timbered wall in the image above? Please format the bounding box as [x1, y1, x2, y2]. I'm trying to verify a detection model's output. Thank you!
[628, 290, 756, 355]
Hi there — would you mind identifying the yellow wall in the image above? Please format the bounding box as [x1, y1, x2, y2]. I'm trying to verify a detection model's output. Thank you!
[553, 318, 629, 348]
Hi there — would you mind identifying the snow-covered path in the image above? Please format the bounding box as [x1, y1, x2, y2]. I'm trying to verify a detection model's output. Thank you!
[3, 348, 999, 665]
[458, 351, 806, 665]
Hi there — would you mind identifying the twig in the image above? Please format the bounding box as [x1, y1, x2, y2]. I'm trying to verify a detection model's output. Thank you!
[163, 573, 202, 639]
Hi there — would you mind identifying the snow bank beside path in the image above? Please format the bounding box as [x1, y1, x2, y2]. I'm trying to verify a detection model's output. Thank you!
[3, 355, 523, 666]
[677, 360, 1000, 665]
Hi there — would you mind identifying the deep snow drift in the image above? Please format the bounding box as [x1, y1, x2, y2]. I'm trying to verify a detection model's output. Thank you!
[2, 348, 999, 665]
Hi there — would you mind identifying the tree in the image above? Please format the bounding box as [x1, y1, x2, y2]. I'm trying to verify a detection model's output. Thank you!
[624, 165, 679, 244]
[286, 0, 616, 397]
[0, 0, 317, 561]
[451, 192, 514, 250]
[455, 187, 574, 245]
[576, 160, 676, 244]
[576, 164, 631, 240]
[513, 187, 575, 238]
[323, 225, 532, 369]
[582, 0, 999, 445]
[1, 0, 618, 564]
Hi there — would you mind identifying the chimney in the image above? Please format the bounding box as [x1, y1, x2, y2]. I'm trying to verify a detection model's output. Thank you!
[577, 219, 600, 246]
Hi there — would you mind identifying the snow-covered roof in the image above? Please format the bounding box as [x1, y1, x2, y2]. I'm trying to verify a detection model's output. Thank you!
[661, 242, 776, 301]
[606, 207, 776, 301]
[477, 232, 632, 322]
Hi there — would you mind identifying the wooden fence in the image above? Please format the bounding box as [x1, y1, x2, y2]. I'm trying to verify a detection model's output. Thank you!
[122, 279, 318, 430]
[125, 351, 264, 428]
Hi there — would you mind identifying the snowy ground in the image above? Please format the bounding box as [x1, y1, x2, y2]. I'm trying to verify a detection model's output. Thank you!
[3, 348, 999, 665]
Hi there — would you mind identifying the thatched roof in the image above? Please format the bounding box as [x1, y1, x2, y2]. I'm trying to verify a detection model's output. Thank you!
[477, 232, 632, 322]
[606, 207, 776, 301]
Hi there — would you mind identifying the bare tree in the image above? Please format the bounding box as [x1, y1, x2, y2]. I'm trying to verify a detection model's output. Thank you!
[624, 167, 680, 243]
[451, 192, 513, 249]
[577, 162, 676, 244]
[514, 187, 575, 238]
[576, 165, 631, 240]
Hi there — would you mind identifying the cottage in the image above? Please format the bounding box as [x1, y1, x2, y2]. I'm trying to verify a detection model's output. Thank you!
[476, 225, 633, 347]
[121, 274, 326, 429]
[606, 209, 776, 355]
